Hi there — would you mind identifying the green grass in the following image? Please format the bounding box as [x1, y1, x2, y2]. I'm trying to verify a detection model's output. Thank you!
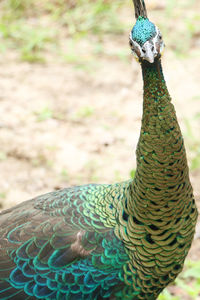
[0, 0, 198, 62]
[130, 169, 136, 179]
[183, 117, 200, 170]
[57, 0, 126, 36]
[0, 19, 56, 62]
[0, 192, 6, 200]
[0, 0, 127, 62]
[162, 0, 200, 57]
[74, 106, 95, 119]
[34, 106, 54, 122]
[0, 151, 7, 161]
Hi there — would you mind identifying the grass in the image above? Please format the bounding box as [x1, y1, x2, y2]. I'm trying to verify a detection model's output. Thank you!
[0, 0, 198, 62]
[162, 0, 200, 58]
[74, 106, 95, 119]
[0, 18, 55, 62]
[130, 169, 136, 179]
[0, 0, 127, 62]
[0, 151, 7, 161]
[34, 106, 54, 122]
[0, 192, 6, 200]
[183, 117, 200, 170]
[58, 0, 126, 36]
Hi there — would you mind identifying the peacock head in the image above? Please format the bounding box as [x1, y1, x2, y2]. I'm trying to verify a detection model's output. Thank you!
[129, 17, 164, 63]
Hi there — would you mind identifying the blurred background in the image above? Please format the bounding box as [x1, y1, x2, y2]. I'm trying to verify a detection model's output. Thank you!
[0, 0, 199, 298]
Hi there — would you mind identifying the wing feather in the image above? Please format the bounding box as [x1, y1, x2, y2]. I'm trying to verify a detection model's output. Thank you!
[0, 184, 128, 299]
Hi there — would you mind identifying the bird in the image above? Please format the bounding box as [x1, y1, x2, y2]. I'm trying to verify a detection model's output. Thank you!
[0, 1, 198, 299]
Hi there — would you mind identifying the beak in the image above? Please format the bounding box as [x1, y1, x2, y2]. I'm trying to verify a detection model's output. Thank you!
[141, 41, 158, 63]
[145, 51, 155, 63]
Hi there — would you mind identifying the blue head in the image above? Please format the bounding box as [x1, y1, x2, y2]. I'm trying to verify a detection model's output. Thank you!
[129, 17, 164, 63]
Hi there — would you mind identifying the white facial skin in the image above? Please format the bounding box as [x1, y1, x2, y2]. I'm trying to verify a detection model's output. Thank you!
[129, 26, 165, 63]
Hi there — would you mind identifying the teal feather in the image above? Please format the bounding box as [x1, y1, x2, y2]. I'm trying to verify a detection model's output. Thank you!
[131, 17, 156, 46]
[0, 184, 132, 299]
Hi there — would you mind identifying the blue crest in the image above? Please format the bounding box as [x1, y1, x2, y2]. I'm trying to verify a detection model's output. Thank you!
[131, 17, 156, 46]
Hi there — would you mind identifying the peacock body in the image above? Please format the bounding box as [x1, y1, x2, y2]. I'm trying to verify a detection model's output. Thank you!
[0, 1, 198, 299]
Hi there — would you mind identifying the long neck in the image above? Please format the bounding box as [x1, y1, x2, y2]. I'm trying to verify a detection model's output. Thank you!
[130, 58, 192, 211]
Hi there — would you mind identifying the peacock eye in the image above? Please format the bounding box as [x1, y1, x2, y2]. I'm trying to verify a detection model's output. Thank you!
[129, 40, 133, 47]
[142, 49, 146, 53]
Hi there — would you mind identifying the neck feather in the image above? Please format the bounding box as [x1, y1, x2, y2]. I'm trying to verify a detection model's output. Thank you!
[129, 58, 192, 211]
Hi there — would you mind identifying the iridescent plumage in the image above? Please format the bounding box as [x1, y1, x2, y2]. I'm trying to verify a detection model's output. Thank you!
[0, 1, 197, 299]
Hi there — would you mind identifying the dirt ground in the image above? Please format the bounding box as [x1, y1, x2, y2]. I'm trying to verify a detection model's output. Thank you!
[0, 2, 200, 298]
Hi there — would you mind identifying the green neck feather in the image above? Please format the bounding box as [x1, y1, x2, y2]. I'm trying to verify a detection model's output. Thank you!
[112, 58, 197, 300]
[130, 58, 192, 210]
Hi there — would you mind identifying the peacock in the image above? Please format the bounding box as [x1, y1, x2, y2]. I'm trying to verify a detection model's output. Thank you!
[0, 1, 198, 299]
